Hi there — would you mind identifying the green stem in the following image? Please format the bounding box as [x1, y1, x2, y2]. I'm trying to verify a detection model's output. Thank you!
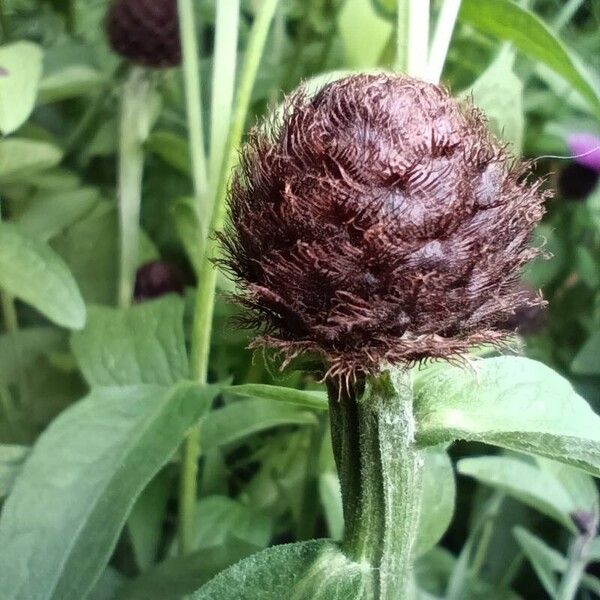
[407, 0, 430, 78]
[427, 0, 461, 83]
[557, 535, 592, 600]
[395, 0, 410, 72]
[117, 68, 154, 309]
[177, 0, 208, 212]
[297, 413, 328, 541]
[209, 0, 240, 185]
[178, 0, 279, 556]
[329, 369, 424, 600]
[553, 0, 586, 31]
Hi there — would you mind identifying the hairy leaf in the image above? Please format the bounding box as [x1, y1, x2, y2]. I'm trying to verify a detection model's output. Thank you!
[416, 357, 600, 477]
[0, 383, 217, 600]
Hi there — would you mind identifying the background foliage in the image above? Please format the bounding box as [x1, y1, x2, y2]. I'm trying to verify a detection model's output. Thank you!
[0, 0, 600, 599]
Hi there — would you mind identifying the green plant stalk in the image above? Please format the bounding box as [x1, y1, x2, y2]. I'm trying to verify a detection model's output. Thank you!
[209, 0, 240, 185]
[297, 413, 328, 541]
[395, 0, 410, 72]
[407, 0, 430, 78]
[557, 534, 593, 600]
[117, 67, 154, 309]
[427, 0, 462, 83]
[178, 0, 279, 556]
[553, 0, 586, 31]
[177, 0, 208, 213]
[329, 369, 424, 599]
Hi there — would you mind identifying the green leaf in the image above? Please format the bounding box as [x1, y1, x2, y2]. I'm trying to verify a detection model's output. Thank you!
[461, 48, 524, 152]
[225, 384, 328, 411]
[0, 327, 66, 385]
[128, 470, 172, 572]
[571, 331, 600, 376]
[170, 196, 202, 273]
[0, 41, 43, 134]
[337, 0, 392, 68]
[416, 446, 456, 556]
[192, 540, 368, 599]
[0, 445, 28, 499]
[71, 297, 189, 386]
[0, 223, 86, 329]
[51, 205, 157, 305]
[459, 0, 600, 119]
[145, 131, 191, 174]
[0, 382, 218, 600]
[117, 539, 259, 600]
[0, 138, 62, 183]
[181, 495, 274, 552]
[415, 356, 600, 477]
[15, 187, 100, 242]
[515, 529, 600, 598]
[87, 567, 125, 600]
[319, 472, 344, 541]
[513, 527, 563, 597]
[458, 455, 594, 531]
[38, 65, 106, 104]
[200, 398, 318, 452]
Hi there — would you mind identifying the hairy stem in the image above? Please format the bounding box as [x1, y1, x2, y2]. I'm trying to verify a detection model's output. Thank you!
[178, 0, 279, 556]
[329, 370, 424, 599]
[117, 68, 154, 308]
[178, 0, 208, 212]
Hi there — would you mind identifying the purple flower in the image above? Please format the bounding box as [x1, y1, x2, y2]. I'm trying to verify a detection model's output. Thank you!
[567, 133, 600, 173]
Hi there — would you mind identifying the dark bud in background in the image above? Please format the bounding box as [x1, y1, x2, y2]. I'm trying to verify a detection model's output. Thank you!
[221, 74, 548, 380]
[503, 284, 546, 335]
[557, 162, 599, 201]
[570, 510, 598, 538]
[134, 260, 185, 302]
[106, 0, 181, 68]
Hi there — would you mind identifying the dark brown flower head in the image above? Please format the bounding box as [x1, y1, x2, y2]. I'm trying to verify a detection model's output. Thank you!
[220, 73, 549, 380]
[106, 0, 181, 68]
[134, 260, 184, 302]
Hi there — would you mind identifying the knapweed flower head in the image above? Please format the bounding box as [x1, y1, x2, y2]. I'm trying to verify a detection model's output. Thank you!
[106, 0, 181, 68]
[220, 73, 548, 381]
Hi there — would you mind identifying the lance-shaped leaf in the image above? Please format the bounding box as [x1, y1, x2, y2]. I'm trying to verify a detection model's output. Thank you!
[0, 223, 85, 329]
[0, 382, 217, 600]
[415, 357, 600, 477]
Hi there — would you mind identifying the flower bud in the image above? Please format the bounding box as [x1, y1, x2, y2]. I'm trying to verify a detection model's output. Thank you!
[106, 0, 181, 68]
[134, 260, 184, 302]
[220, 74, 549, 379]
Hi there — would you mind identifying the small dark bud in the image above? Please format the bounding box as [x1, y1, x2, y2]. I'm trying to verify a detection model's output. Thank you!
[557, 162, 599, 201]
[570, 510, 598, 538]
[106, 0, 181, 68]
[503, 284, 546, 335]
[220, 74, 549, 379]
[134, 260, 185, 302]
